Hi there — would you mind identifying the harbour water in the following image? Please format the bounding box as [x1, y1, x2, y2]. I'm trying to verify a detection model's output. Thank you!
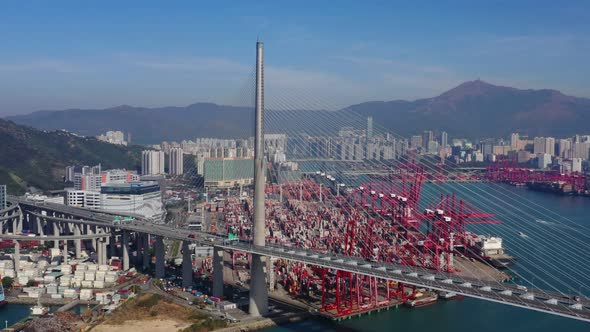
[0, 304, 31, 328]
[263, 182, 590, 332]
[0, 304, 89, 328]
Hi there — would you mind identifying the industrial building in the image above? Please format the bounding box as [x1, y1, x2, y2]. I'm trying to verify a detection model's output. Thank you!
[66, 181, 164, 222]
[100, 181, 164, 222]
[203, 158, 254, 188]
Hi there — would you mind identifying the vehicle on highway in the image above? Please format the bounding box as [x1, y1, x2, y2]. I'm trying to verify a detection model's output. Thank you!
[223, 233, 239, 245]
[113, 216, 122, 225]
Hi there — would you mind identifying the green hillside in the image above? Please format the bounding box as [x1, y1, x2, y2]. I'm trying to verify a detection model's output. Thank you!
[0, 119, 142, 195]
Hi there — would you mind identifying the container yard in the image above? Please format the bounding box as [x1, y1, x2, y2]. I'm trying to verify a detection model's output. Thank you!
[205, 161, 515, 320]
[486, 158, 589, 195]
[0, 245, 136, 305]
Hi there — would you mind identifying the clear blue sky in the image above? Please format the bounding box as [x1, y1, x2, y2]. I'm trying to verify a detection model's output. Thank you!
[0, 0, 589, 114]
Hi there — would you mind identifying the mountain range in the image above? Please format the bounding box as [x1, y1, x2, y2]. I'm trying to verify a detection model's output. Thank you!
[5, 80, 590, 143]
[0, 119, 142, 194]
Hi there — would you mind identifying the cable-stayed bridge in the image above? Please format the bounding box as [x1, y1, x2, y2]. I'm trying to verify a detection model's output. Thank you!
[3, 197, 590, 322]
[2, 41, 590, 324]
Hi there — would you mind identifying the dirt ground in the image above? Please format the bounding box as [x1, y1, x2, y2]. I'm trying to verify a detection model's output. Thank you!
[93, 319, 192, 332]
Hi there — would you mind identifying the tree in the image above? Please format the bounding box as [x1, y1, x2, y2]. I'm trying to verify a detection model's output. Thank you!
[2, 276, 14, 289]
[26, 280, 36, 287]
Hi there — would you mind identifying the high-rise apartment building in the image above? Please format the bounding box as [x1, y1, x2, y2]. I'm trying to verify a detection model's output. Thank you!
[142, 150, 165, 175]
[410, 136, 423, 150]
[169, 147, 184, 175]
[367, 116, 373, 140]
[538, 153, 552, 169]
[510, 133, 519, 150]
[441, 131, 448, 148]
[572, 142, 590, 160]
[557, 139, 573, 158]
[74, 174, 102, 191]
[533, 137, 555, 156]
[422, 130, 433, 149]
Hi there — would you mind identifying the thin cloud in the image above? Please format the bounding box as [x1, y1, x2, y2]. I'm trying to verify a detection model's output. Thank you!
[0, 60, 85, 73]
[130, 57, 251, 74]
[477, 34, 589, 57]
[333, 55, 452, 75]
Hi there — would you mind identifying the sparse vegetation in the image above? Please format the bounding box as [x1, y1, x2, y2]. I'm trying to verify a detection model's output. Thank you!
[2, 276, 14, 289]
[182, 318, 228, 332]
[101, 293, 226, 331]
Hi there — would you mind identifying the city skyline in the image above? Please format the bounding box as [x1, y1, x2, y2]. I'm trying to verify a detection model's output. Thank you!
[1, 1, 590, 114]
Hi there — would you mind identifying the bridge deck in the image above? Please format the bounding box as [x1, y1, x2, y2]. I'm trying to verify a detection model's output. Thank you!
[8, 197, 590, 323]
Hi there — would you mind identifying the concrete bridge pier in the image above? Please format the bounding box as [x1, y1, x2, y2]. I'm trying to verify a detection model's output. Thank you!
[134, 233, 143, 267]
[142, 233, 150, 271]
[53, 222, 60, 249]
[181, 241, 193, 288]
[212, 246, 224, 297]
[97, 238, 104, 265]
[122, 231, 130, 271]
[13, 217, 21, 234]
[13, 240, 20, 276]
[88, 225, 96, 252]
[110, 232, 117, 257]
[103, 240, 108, 265]
[63, 241, 68, 265]
[155, 236, 165, 278]
[36, 216, 44, 245]
[74, 224, 81, 259]
[27, 213, 34, 234]
[267, 257, 276, 291]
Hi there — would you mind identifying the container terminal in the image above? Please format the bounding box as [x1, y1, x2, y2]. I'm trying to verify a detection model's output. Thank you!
[199, 162, 514, 320]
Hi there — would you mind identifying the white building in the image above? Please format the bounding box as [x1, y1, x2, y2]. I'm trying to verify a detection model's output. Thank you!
[67, 182, 164, 222]
[533, 137, 555, 156]
[169, 148, 184, 175]
[102, 169, 140, 184]
[74, 174, 102, 192]
[538, 153, 552, 169]
[100, 182, 164, 222]
[142, 150, 165, 175]
[24, 193, 64, 205]
[96, 130, 127, 146]
[84, 191, 102, 209]
[572, 158, 583, 173]
[474, 151, 484, 162]
[572, 142, 590, 160]
[67, 190, 85, 207]
[510, 133, 519, 150]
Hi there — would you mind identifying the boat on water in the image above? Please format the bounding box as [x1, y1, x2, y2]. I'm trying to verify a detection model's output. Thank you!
[472, 235, 517, 268]
[0, 281, 7, 307]
[30, 298, 49, 316]
[439, 291, 464, 300]
[518, 232, 526, 237]
[404, 292, 438, 308]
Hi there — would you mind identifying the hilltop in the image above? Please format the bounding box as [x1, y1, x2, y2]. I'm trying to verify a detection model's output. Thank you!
[0, 119, 142, 194]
